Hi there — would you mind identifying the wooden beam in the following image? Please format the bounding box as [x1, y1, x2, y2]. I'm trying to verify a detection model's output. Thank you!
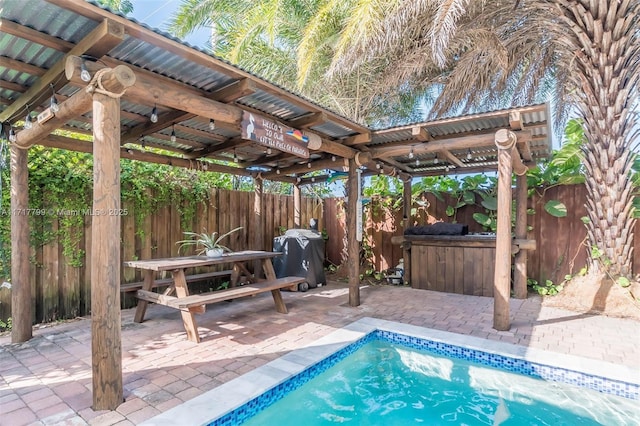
[185, 138, 251, 159]
[42, 134, 251, 176]
[294, 184, 301, 228]
[0, 56, 46, 77]
[412, 126, 430, 141]
[343, 132, 371, 146]
[370, 131, 532, 158]
[290, 112, 326, 129]
[66, 56, 242, 125]
[263, 157, 347, 179]
[509, 111, 523, 130]
[0, 18, 75, 51]
[440, 150, 465, 168]
[493, 129, 515, 331]
[315, 138, 359, 159]
[0, 19, 124, 123]
[120, 110, 194, 145]
[0, 80, 29, 93]
[513, 173, 528, 299]
[16, 64, 135, 148]
[517, 140, 533, 162]
[90, 69, 123, 410]
[347, 159, 360, 306]
[209, 78, 256, 103]
[10, 145, 31, 343]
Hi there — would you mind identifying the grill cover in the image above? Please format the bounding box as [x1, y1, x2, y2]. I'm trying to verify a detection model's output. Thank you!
[273, 229, 326, 289]
[405, 223, 469, 236]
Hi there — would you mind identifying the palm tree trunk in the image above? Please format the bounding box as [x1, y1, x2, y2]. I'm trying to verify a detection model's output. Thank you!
[557, 0, 638, 276]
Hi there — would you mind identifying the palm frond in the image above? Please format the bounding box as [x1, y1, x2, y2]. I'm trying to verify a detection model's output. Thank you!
[429, 0, 470, 68]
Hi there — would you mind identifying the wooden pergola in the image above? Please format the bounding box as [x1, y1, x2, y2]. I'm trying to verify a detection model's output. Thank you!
[1, 0, 552, 410]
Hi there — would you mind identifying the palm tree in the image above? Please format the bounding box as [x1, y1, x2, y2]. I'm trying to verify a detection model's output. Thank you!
[96, 0, 134, 14]
[327, 0, 640, 278]
[169, 0, 639, 277]
[168, 0, 424, 124]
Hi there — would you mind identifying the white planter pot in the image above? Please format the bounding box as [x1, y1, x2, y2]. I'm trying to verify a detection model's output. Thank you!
[205, 248, 224, 258]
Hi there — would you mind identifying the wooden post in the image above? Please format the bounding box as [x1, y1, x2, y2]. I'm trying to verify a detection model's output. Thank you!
[402, 176, 412, 285]
[513, 173, 528, 299]
[253, 177, 264, 277]
[10, 145, 31, 343]
[493, 129, 516, 331]
[87, 65, 135, 410]
[293, 184, 301, 228]
[347, 159, 360, 306]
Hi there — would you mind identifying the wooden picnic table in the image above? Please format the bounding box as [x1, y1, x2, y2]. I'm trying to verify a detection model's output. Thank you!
[124, 250, 304, 343]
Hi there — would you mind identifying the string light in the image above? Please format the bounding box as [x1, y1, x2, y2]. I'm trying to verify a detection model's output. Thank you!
[234, 149, 239, 163]
[415, 158, 420, 166]
[49, 84, 59, 113]
[80, 60, 91, 82]
[150, 105, 158, 123]
[276, 168, 280, 175]
[307, 162, 311, 168]
[466, 148, 472, 160]
[9, 126, 17, 142]
[266, 147, 272, 155]
[170, 124, 176, 143]
[311, 177, 315, 182]
[209, 119, 215, 130]
[331, 155, 336, 162]
[24, 106, 33, 130]
[433, 157, 439, 164]
[408, 147, 414, 159]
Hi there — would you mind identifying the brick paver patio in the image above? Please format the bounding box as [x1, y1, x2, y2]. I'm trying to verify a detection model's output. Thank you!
[1, 281, 639, 425]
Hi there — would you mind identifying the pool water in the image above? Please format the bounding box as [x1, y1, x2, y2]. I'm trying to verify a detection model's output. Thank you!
[241, 340, 639, 425]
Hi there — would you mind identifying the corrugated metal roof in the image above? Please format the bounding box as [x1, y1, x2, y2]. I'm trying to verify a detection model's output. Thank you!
[0, 0, 552, 178]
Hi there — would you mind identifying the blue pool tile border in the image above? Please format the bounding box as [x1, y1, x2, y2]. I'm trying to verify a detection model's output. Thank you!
[209, 329, 639, 426]
[376, 330, 639, 401]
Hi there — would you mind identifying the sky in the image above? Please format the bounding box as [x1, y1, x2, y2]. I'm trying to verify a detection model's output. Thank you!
[128, 0, 211, 48]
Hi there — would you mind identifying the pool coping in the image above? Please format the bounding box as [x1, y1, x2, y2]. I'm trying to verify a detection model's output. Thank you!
[141, 317, 640, 426]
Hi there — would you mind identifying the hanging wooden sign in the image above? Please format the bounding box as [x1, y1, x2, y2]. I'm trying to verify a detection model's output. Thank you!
[241, 111, 310, 159]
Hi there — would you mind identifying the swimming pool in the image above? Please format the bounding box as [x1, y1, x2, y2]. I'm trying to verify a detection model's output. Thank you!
[143, 318, 640, 425]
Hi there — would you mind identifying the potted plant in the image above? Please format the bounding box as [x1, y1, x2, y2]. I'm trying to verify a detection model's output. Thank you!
[176, 227, 243, 257]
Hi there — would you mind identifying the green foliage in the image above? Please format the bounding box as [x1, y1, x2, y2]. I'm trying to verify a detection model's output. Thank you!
[0, 316, 11, 331]
[527, 278, 564, 296]
[544, 200, 567, 217]
[176, 227, 243, 254]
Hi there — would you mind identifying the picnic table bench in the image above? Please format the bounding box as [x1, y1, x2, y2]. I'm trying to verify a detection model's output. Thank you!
[124, 250, 303, 343]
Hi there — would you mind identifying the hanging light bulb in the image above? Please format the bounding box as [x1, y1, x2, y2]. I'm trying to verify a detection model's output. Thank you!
[50, 95, 60, 113]
[307, 162, 311, 168]
[445, 165, 450, 172]
[311, 177, 316, 182]
[433, 157, 439, 164]
[466, 148, 472, 160]
[49, 84, 60, 113]
[408, 147, 414, 159]
[150, 105, 158, 123]
[209, 118, 216, 130]
[234, 149, 239, 163]
[331, 155, 336, 162]
[80, 60, 91, 82]
[9, 127, 17, 142]
[415, 158, 420, 166]
[266, 147, 272, 155]
[170, 125, 176, 143]
[24, 113, 33, 130]
[276, 168, 281, 175]
[376, 163, 381, 169]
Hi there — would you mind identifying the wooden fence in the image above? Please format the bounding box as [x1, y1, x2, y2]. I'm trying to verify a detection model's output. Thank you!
[1, 184, 637, 326]
[323, 184, 639, 283]
[0, 189, 322, 325]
